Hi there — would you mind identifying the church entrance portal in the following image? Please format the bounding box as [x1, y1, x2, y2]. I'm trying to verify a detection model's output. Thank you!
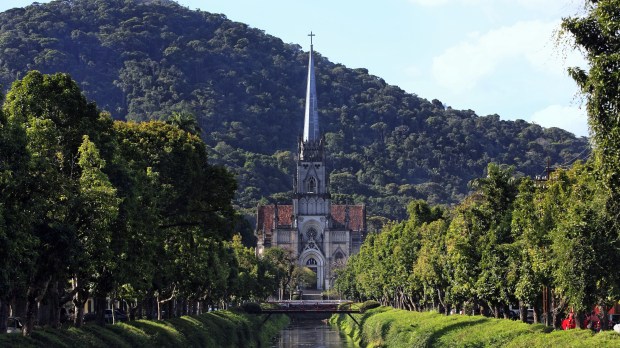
[305, 258, 318, 289]
[300, 252, 324, 290]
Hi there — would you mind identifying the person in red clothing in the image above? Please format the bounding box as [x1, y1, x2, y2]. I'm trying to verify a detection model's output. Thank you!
[584, 311, 601, 332]
[562, 311, 576, 330]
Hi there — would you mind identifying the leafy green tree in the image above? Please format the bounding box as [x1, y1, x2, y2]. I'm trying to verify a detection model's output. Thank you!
[72, 135, 120, 326]
[113, 120, 237, 318]
[562, 0, 620, 217]
[262, 247, 296, 300]
[472, 164, 519, 317]
[2, 71, 113, 334]
[562, 5, 620, 328]
[412, 219, 450, 313]
[549, 163, 619, 328]
[445, 196, 484, 314]
[511, 178, 548, 323]
[0, 91, 36, 334]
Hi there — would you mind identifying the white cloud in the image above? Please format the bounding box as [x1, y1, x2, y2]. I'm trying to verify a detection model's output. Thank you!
[430, 20, 586, 92]
[530, 104, 588, 137]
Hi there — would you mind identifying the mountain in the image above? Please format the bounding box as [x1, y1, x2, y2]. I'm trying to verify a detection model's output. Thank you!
[0, 0, 590, 220]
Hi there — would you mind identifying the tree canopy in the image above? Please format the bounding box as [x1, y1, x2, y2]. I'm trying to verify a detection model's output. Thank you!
[0, 71, 285, 334]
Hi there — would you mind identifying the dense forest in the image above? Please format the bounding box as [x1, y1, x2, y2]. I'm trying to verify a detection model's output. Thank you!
[0, 0, 590, 220]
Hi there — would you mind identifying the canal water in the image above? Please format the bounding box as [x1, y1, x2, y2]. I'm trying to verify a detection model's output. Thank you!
[270, 319, 356, 348]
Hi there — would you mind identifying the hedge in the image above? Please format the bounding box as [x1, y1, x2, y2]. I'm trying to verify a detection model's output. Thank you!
[330, 306, 620, 347]
[0, 310, 289, 348]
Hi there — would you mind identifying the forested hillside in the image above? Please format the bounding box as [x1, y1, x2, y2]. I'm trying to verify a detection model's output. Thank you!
[0, 0, 590, 220]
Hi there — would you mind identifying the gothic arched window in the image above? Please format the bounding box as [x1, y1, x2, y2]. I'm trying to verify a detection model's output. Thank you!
[333, 251, 346, 268]
[307, 177, 316, 193]
[306, 258, 318, 266]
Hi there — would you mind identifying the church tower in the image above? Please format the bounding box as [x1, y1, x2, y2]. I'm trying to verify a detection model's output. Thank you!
[293, 32, 331, 289]
[256, 33, 366, 293]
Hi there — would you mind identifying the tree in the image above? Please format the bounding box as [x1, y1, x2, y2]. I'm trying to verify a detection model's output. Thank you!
[562, 0, 620, 234]
[0, 91, 36, 334]
[2, 71, 113, 334]
[562, 6, 620, 328]
[262, 247, 296, 300]
[510, 178, 549, 323]
[549, 163, 619, 328]
[112, 120, 237, 318]
[166, 111, 201, 135]
[72, 135, 120, 326]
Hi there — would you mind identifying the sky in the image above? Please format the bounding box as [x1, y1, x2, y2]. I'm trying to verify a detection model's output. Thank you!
[1, 0, 590, 137]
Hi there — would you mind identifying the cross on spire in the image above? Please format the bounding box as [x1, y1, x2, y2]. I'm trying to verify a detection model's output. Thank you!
[308, 31, 315, 46]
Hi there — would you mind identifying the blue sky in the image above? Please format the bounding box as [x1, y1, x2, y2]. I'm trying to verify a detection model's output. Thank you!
[2, 0, 589, 137]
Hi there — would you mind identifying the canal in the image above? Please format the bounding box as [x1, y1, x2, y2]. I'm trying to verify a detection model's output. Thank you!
[270, 319, 356, 348]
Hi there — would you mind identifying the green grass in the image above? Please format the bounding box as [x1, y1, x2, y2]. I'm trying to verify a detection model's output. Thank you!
[0, 309, 290, 347]
[330, 307, 620, 348]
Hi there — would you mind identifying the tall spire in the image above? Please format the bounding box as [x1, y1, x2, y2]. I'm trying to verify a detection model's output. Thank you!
[303, 31, 319, 142]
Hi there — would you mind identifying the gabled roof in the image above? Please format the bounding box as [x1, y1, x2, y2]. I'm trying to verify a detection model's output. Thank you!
[256, 204, 366, 233]
[256, 205, 293, 232]
[331, 204, 366, 231]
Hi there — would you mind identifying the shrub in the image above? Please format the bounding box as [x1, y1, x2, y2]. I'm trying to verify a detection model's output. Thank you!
[360, 300, 380, 312]
[242, 302, 262, 314]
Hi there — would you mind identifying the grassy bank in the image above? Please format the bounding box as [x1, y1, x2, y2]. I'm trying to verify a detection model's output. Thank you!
[330, 306, 620, 347]
[0, 310, 288, 348]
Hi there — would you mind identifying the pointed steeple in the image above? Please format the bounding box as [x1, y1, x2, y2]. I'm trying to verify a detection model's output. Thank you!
[303, 32, 319, 142]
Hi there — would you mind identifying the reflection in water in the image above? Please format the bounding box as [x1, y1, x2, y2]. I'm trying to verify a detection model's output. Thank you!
[271, 320, 356, 348]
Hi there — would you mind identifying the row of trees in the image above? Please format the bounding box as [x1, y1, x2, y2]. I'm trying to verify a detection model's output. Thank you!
[337, 0, 620, 331]
[0, 71, 287, 335]
[335, 162, 619, 329]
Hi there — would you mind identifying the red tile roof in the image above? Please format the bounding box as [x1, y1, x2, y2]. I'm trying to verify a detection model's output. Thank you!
[331, 204, 366, 231]
[256, 205, 293, 233]
[256, 204, 366, 232]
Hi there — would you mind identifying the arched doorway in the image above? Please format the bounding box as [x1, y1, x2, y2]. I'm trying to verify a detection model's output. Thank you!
[299, 251, 325, 290]
[305, 258, 318, 289]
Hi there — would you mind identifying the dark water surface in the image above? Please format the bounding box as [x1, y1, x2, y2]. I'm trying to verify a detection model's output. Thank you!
[270, 320, 356, 348]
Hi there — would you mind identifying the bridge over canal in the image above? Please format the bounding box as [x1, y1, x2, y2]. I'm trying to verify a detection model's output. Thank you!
[259, 300, 361, 327]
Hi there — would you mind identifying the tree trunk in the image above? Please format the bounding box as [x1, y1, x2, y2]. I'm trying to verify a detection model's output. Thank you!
[23, 288, 39, 336]
[502, 304, 509, 319]
[599, 304, 609, 331]
[23, 277, 50, 336]
[72, 276, 90, 329]
[576, 311, 586, 329]
[47, 281, 60, 328]
[519, 301, 526, 322]
[13, 296, 26, 319]
[95, 296, 107, 325]
[156, 294, 162, 321]
[0, 299, 9, 334]
[532, 306, 540, 324]
[145, 296, 154, 320]
[551, 291, 563, 330]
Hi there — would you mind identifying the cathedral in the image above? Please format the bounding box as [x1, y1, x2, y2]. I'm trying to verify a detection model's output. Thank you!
[255, 35, 366, 291]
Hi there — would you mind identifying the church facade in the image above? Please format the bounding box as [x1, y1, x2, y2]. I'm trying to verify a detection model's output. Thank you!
[255, 37, 366, 291]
